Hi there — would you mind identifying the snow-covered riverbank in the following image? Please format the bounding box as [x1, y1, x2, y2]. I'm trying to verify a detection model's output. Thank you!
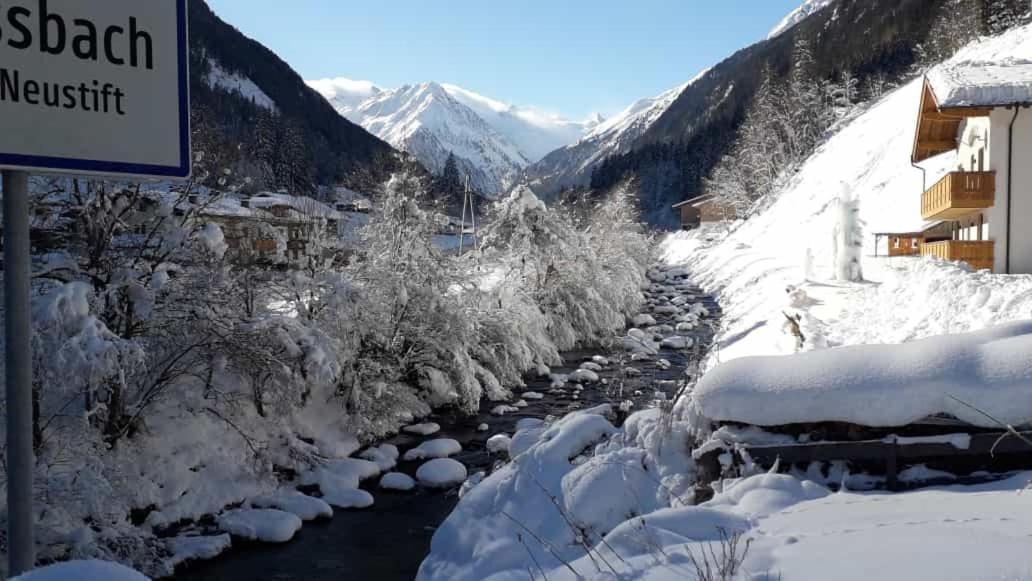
[418, 24, 1032, 581]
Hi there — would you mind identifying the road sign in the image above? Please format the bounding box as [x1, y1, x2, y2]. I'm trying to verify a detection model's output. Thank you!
[0, 0, 190, 178]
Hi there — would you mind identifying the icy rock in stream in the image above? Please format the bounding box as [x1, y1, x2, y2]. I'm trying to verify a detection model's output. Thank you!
[491, 404, 520, 416]
[579, 361, 603, 372]
[522, 391, 544, 400]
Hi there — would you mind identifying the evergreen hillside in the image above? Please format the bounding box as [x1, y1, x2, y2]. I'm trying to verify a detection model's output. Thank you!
[187, 0, 416, 195]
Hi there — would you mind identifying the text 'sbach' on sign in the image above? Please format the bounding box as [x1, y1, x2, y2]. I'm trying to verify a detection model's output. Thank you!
[0, 0, 190, 179]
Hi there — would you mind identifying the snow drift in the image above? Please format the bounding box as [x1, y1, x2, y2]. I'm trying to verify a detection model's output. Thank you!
[693, 321, 1032, 428]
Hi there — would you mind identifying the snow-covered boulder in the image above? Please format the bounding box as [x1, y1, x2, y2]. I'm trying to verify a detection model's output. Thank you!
[491, 404, 520, 416]
[568, 369, 599, 384]
[661, 335, 693, 350]
[322, 487, 375, 509]
[633, 313, 657, 327]
[12, 561, 150, 581]
[359, 444, 401, 471]
[579, 361, 603, 372]
[217, 508, 302, 543]
[522, 391, 544, 400]
[417, 458, 468, 488]
[403, 439, 462, 461]
[249, 490, 332, 521]
[487, 434, 512, 454]
[380, 472, 417, 491]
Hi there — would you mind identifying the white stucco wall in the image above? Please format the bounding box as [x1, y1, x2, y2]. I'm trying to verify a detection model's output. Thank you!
[987, 107, 1032, 274]
[958, 118, 991, 172]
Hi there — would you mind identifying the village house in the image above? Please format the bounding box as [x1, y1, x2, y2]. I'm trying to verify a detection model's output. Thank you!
[671, 194, 738, 230]
[911, 61, 1032, 273]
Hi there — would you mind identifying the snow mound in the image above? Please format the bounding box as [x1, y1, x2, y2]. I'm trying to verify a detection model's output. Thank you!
[12, 561, 150, 581]
[301, 458, 381, 491]
[416, 459, 468, 489]
[380, 472, 417, 491]
[217, 508, 302, 543]
[403, 438, 462, 461]
[693, 321, 1032, 428]
[249, 490, 332, 521]
[322, 487, 375, 509]
[167, 534, 232, 567]
[359, 444, 401, 471]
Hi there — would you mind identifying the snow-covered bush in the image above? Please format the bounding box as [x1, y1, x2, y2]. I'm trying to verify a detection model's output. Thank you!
[2, 171, 651, 573]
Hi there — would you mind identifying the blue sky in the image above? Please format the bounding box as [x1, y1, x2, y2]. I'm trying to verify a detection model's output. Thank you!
[206, 0, 801, 120]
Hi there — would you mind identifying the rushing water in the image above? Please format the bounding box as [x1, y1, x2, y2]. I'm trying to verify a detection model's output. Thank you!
[177, 274, 719, 581]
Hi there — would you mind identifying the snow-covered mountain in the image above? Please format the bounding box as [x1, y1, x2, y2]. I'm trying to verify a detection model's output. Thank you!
[308, 78, 596, 195]
[523, 75, 703, 198]
[767, 0, 837, 39]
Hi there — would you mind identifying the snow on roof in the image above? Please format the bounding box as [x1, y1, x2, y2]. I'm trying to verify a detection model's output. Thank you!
[247, 192, 343, 219]
[927, 59, 1032, 109]
[692, 321, 1032, 429]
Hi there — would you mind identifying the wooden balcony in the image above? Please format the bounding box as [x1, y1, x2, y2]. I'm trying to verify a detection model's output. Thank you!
[921, 171, 994, 221]
[920, 240, 994, 271]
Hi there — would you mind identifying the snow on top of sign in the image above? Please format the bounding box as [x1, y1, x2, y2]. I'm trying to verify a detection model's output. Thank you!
[205, 60, 277, 112]
[928, 59, 1032, 108]
[692, 321, 1032, 428]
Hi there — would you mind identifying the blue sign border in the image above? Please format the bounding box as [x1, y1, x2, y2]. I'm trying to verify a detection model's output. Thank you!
[0, 0, 191, 179]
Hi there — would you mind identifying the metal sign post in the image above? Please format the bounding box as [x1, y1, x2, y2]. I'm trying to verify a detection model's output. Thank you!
[0, 1, 191, 573]
[3, 170, 32, 575]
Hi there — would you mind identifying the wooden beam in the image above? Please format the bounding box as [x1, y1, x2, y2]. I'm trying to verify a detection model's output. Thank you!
[918, 139, 957, 151]
[941, 107, 993, 118]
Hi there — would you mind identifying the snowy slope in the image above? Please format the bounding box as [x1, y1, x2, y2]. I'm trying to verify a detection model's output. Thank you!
[767, 0, 837, 40]
[308, 78, 596, 195]
[524, 75, 703, 197]
[205, 61, 277, 111]
[661, 23, 1032, 366]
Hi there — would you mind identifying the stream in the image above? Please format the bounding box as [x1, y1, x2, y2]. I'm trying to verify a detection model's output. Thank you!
[177, 269, 719, 581]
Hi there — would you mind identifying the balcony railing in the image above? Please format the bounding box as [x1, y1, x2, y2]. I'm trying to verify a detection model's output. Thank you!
[920, 171, 995, 221]
[920, 240, 994, 271]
